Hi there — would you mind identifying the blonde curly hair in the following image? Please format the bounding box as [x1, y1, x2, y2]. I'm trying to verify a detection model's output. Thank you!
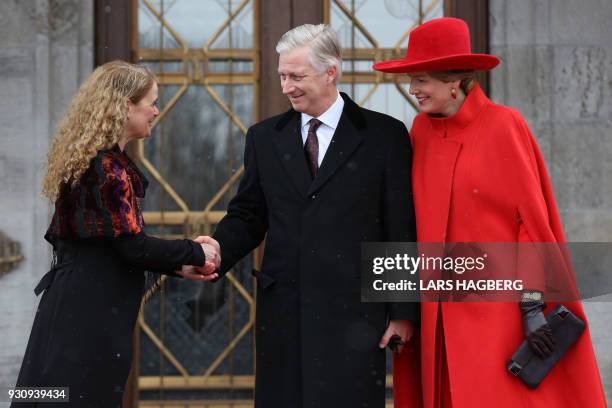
[42, 60, 156, 201]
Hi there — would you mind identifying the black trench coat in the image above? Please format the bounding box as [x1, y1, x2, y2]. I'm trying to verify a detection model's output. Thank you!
[214, 93, 418, 407]
[13, 237, 203, 408]
[12, 148, 205, 408]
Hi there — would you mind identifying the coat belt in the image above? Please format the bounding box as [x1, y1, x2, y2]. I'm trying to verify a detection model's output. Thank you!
[34, 260, 74, 296]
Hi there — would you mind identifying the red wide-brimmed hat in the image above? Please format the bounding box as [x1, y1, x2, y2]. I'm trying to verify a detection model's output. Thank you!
[373, 17, 500, 73]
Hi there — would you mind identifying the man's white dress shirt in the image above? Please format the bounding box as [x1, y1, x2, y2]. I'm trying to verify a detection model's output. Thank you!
[300, 92, 344, 167]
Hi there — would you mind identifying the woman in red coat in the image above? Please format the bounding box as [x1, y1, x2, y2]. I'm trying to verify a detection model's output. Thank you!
[374, 17, 606, 407]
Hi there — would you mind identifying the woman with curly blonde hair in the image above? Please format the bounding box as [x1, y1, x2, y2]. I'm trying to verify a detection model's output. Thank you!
[13, 60, 219, 408]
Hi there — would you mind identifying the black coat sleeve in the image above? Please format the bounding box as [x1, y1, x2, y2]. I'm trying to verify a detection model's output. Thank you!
[213, 127, 269, 276]
[382, 120, 420, 323]
[111, 232, 205, 276]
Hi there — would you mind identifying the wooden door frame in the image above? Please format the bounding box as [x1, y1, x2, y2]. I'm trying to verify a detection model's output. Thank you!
[94, 0, 134, 66]
[446, 0, 491, 93]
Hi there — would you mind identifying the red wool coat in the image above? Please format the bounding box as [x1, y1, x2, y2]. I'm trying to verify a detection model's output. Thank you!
[394, 84, 606, 407]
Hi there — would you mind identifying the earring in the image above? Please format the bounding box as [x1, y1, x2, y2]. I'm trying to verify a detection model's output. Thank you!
[450, 88, 457, 99]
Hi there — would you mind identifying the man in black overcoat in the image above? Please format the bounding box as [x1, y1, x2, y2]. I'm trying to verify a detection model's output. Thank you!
[208, 24, 418, 407]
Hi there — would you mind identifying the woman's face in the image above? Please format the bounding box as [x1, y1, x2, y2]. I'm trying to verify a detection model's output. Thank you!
[125, 82, 159, 140]
[409, 73, 460, 116]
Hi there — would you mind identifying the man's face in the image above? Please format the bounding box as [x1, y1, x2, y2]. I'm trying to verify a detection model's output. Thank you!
[278, 46, 336, 117]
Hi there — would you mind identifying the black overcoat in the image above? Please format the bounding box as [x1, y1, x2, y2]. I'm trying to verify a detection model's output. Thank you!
[12, 148, 205, 408]
[214, 93, 418, 407]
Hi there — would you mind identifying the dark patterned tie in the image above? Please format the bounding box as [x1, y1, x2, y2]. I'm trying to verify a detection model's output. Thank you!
[305, 118, 321, 179]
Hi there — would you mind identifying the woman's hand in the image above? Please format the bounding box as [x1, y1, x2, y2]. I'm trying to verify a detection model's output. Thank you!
[520, 299, 554, 358]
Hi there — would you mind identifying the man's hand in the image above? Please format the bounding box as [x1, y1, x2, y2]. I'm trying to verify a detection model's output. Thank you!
[195, 235, 221, 253]
[379, 320, 415, 354]
[193, 236, 221, 273]
[176, 264, 219, 281]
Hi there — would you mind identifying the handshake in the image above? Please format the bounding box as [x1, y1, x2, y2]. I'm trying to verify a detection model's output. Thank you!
[175, 236, 222, 282]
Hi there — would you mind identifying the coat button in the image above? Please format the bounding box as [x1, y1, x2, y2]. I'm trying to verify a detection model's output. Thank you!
[311, 194, 316, 199]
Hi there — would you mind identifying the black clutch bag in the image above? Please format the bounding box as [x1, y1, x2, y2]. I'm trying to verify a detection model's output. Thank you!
[506, 304, 585, 389]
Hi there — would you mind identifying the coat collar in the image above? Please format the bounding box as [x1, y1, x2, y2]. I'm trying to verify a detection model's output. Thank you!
[272, 92, 366, 198]
[273, 92, 366, 131]
[301, 92, 344, 132]
[105, 144, 149, 194]
[425, 83, 491, 134]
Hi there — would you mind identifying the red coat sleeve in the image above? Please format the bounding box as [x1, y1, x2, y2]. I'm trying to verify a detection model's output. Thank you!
[503, 109, 576, 298]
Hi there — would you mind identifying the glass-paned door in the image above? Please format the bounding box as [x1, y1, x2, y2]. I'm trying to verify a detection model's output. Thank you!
[327, 0, 444, 126]
[133, 1, 258, 406]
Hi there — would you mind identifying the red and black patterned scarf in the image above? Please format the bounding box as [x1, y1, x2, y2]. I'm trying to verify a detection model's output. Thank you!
[45, 145, 148, 245]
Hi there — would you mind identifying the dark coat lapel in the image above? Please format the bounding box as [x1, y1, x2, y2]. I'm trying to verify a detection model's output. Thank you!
[272, 92, 366, 198]
[273, 110, 312, 198]
[307, 93, 365, 196]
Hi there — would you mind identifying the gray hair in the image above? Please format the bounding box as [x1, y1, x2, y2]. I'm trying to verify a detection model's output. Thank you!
[276, 24, 342, 83]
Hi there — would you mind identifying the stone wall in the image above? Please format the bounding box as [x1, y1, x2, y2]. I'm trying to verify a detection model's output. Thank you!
[490, 0, 612, 400]
[0, 0, 93, 394]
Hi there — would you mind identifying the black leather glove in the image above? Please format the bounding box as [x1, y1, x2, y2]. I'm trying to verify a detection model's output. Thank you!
[520, 299, 554, 358]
